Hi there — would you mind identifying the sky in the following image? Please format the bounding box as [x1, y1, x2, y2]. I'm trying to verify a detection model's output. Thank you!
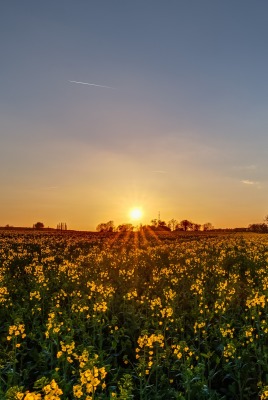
[1, 1, 268, 230]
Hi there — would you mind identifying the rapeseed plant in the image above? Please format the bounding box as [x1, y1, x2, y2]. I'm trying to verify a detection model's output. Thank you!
[2, 231, 268, 398]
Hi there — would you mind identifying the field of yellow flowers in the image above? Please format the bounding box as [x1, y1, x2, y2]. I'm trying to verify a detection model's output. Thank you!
[1, 229, 268, 399]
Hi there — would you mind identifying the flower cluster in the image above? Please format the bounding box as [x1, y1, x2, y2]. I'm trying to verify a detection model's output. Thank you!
[0, 286, 9, 304]
[172, 342, 195, 362]
[73, 365, 107, 398]
[43, 379, 63, 399]
[136, 333, 165, 374]
[45, 312, 63, 338]
[13, 379, 62, 400]
[57, 340, 76, 363]
[260, 386, 268, 399]
[7, 323, 26, 348]
[223, 342, 236, 361]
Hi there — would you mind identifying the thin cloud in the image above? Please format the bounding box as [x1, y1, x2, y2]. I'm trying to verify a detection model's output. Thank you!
[152, 170, 167, 174]
[241, 180, 257, 185]
[68, 80, 116, 89]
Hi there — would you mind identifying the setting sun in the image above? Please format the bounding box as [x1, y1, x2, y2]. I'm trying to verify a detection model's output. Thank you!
[129, 208, 143, 220]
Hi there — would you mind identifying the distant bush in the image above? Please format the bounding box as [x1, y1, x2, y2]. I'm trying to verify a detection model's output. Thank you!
[248, 223, 268, 233]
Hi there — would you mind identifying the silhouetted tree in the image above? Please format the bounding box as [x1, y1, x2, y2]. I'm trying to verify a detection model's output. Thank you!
[203, 222, 214, 231]
[117, 224, 134, 232]
[57, 222, 67, 230]
[150, 219, 158, 228]
[179, 219, 193, 231]
[248, 223, 268, 233]
[149, 219, 170, 231]
[34, 222, 44, 229]
[96, 221, 115, 232]
[193, 223, 201, 231]
[168, 219, 178, 231]
[158, 220, 167, 227]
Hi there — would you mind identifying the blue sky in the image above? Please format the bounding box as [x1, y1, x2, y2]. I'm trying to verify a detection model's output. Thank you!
[1, 1, 268, 229]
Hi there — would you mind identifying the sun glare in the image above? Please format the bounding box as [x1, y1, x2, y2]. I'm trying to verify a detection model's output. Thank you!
[129, 208, 143, 220]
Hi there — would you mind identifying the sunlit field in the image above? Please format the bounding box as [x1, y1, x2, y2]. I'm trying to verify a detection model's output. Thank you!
[1, 229, 268, 399]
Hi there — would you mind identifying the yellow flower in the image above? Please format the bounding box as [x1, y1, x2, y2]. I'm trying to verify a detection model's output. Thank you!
[16, 393, 24, 400]
[24, 393, 42, 400]
[73, 384, 83, 398]
[42, 379, 63, 398]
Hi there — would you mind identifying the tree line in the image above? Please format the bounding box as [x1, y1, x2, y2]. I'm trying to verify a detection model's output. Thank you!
[248, 215, 268, 233]
[96, 219, 214, 233]
[3, 215, 268, 233]
[96, 215, 268, 233]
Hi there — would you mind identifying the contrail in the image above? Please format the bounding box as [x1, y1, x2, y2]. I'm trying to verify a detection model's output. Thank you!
[68, 80, 116, 89]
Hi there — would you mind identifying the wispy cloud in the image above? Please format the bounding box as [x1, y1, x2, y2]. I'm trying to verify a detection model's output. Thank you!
[241, 180, 258, 185]
[152, 170, 167, 174]
[68, 80, 116, 89]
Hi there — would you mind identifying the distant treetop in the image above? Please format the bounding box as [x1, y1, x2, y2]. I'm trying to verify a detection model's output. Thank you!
[34, 222, 44, 229]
